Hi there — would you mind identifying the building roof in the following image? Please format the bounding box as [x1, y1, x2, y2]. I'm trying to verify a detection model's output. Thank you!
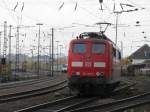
[130, 44, 150, 59]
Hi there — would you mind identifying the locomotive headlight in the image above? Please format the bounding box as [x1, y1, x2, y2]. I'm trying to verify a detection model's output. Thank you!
[100, 72, 104, 76]
[96, 72, 104, 77]
[76, 72, 80, 76]
[96, 72, 101, 76]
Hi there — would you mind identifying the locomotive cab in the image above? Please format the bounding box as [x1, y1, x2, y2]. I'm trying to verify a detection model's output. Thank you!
[68, 32, 121, 94]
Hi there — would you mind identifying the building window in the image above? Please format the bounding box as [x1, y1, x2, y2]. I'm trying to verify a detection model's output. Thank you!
[144, 51, 147, 57]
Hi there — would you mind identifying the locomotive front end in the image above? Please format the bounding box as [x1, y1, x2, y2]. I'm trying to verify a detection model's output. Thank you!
[67, 32, 121, 95]
[68, 39, 111, 94]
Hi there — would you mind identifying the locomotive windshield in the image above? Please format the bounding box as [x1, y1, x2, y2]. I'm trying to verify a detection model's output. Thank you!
[92, 43, 105, 54]
[73, 43, 86, 54]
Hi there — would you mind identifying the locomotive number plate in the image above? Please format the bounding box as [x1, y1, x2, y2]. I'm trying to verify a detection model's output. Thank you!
[85, 62, 92, 67]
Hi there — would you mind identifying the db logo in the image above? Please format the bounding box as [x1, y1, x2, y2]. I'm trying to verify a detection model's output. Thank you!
[85, 62, 91, 67]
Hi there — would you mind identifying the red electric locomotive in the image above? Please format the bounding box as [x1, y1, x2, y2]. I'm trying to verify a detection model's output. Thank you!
[68, 32, 121, 95]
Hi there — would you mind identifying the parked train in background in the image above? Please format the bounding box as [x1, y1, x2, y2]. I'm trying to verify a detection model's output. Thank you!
[67, 32, 122, 95]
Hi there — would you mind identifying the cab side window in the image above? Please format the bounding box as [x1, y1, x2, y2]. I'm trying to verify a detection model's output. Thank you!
[112, 47, 116, 58]
[118, 51, 121, 60]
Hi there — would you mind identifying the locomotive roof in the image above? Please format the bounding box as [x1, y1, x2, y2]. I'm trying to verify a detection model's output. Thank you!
[71, 32, 120, 50]
[74, 32, 114, 43]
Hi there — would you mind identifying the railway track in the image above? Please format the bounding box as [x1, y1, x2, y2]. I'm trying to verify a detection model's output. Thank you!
[114, 80, 136, 93]
[65, 90, 150, 112]
[0, 80, 67, 103]
[14, 96, 98, 112]
[108, 99, 150, 112]
[0, 74, 66, 98]
[14, 81, 135, 112]
[0, 73, 65, 90]
[0, 77, 53, 90]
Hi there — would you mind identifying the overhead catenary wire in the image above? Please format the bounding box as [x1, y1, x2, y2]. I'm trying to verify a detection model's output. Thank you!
[58, 2, 64, 10]
[74, 2, 78, 11]
[69, 0, 106, 21]
[1, 0, 18, 24]
[126, 0, 145, 9]
[99, 0, 103, 11]
[13, 2, 18, 11]
[0, 0, 149, 58]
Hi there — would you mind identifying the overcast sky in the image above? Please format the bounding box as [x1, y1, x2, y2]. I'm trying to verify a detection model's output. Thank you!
[0, 0, 150, 57]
